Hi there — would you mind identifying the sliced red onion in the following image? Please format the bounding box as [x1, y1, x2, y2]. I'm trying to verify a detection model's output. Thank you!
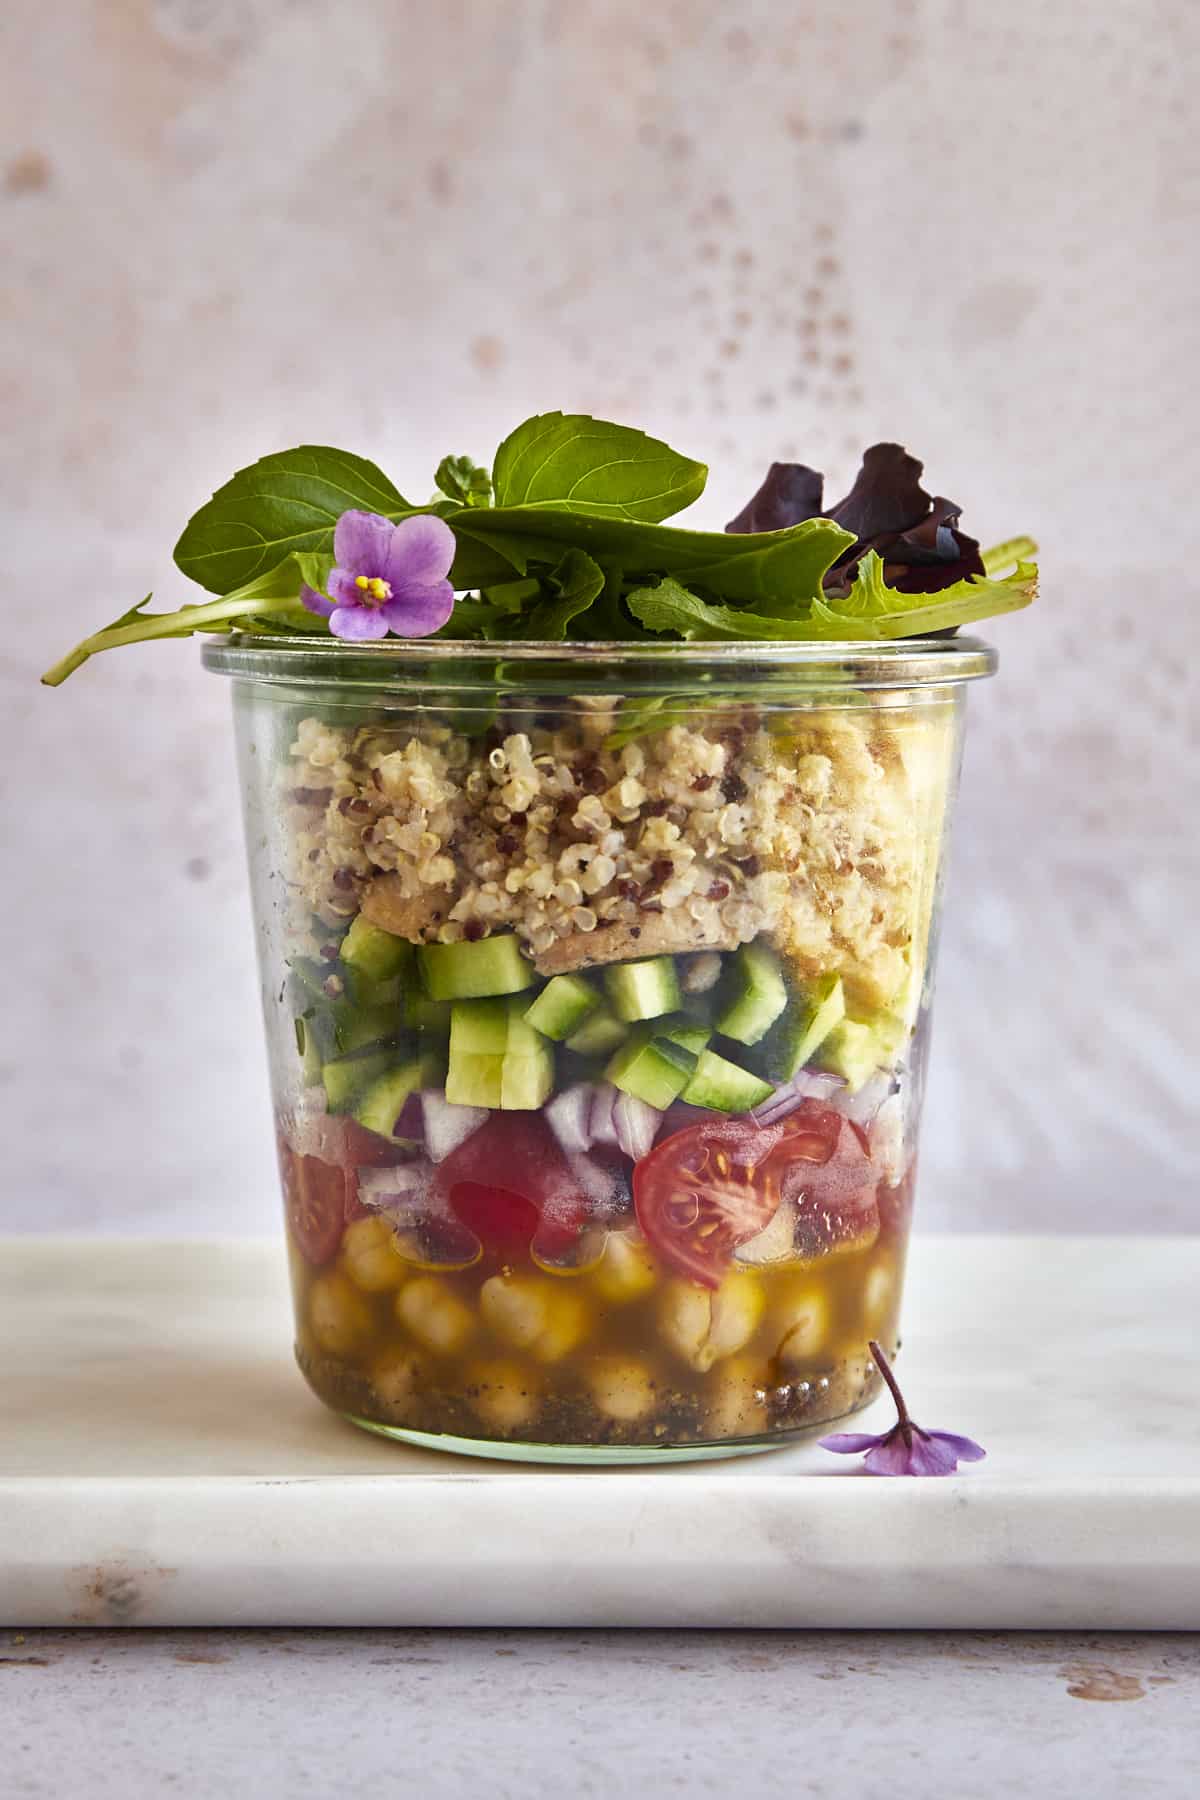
[566, 1150, 621, 1211]
[545, 1083, 596, 1154]
[751, 1068, 845, 1125]
[394, 1092, 426, 1142]
[589, 1083, 621, 1149]
[357, 1162, 434, 1207]
[868, 1091, 908, 1185]
[420, 1090, 487, 1163]
[612, 1090, 660, 1162]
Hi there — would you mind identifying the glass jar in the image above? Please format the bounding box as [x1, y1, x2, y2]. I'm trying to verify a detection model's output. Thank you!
[204, 635, 994, 1463]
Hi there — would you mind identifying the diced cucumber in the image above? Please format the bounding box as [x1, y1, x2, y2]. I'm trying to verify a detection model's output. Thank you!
[604, 956, 682, 1023]
[682, 1048, 773, 1114]
[449, 997, 511, 1056]
[341, 916, 414, 984]
[322, 1048, 395, 1114]
[523, 974, 599, 1042]
[500, 1052, 554, 1110]
[342, 965, 403, 1010]
[715, 943, 788, 1046]
[764, 973, 846, 1080]
[445, 1052, 504, 1109]
[333, 1002, 405, 1056]
[406, 994, 452, 1038]
[446, 995, 554, 1109]
[606, 1029, 697, 1110]
[564, 1003, 628, 1057]
[353, 1057, 426, 1139]
[418, 933, 533, 1001]
[656, 1014, 713, 1057]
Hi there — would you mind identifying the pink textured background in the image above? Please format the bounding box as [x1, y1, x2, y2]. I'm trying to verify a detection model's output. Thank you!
[2, 0, 1196, 1232]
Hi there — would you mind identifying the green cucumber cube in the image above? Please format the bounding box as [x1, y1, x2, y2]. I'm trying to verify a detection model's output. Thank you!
[681, 1048, 773, 1114]
[605, 1029, 696, 1110]
[418, 934, 533, 1001]
[353, 1058, 426, 1139]
[564, 1003, 628, 1057]
[523, 974, 600, 1042]
[604, 957, 681, 1023]
[341, 917, 414, 984]
[656, 1015, 713, 1057]
[715, 943, 788, 1046]
[819, 1020, 883, 1092]
[765, 974, 846, 1081]
[321, 1048, 395, 1114]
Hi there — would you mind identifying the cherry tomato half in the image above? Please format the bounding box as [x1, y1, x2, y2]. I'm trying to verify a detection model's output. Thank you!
[278, 1140, 349, 1267]
[633, 1117, 788, 1288]
[634, 1101, 879, 1287]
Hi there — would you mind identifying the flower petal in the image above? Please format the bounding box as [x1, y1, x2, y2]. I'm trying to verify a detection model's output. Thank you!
[383, 512, 456, 589]
[380, 580, 455, 638]
[862, 1427, 959, 1478]
[300, 584, 334, 618]
[928, 1430, 987, 1464]
[818, 1432, 887, 1455]
[327, 567, 366, 608]
[333, 509, 396, 575]
[329, 604, 390, 641]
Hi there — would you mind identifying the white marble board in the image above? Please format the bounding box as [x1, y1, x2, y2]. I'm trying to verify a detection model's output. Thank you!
[1, 1235, 1196, 1629]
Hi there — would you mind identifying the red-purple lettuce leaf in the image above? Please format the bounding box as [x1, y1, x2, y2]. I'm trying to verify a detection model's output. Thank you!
[727, 442, 987, 596]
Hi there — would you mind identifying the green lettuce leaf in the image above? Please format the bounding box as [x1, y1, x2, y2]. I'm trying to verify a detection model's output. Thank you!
[504, 549, 606, 640]
[491, 413, 707, 522]
[811, 549, 1038, 638]
[434, 454, 493, 509]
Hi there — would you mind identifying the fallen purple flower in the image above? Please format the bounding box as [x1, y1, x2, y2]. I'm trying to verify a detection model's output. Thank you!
[819, 1339, 986, 1477]
[302, 509, 456, 641]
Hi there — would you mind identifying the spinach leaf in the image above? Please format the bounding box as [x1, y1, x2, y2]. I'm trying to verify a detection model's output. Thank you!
[626, 577, 811, 641]
[450, 508, 853, 606]
[491, 413, 707, 522]
[173, 446, 414, 594]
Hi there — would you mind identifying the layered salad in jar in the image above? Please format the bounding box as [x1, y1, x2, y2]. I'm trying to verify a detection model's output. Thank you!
[45, 411, 1036, 1457]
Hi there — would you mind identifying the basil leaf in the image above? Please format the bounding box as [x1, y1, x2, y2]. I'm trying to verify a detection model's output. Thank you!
[812, 550, 1038, 638]
[506, 549, 606, 641]
[435, 454, 493, 509]
[491, 413, 707, 522]
[173, 446, 414, 594]
[452, 508, 852, 606]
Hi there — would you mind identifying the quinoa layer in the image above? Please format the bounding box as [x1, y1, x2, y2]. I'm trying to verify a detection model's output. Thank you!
[283, 704, 951, 1013]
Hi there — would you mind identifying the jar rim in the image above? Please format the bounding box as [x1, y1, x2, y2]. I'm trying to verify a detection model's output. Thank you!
[202, 632, 997, 692]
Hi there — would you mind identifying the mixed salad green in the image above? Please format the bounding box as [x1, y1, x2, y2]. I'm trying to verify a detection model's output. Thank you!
[42, 413, 1036, 685]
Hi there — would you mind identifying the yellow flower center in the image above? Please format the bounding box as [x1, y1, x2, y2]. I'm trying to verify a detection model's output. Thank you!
[354, 575, 392, 604]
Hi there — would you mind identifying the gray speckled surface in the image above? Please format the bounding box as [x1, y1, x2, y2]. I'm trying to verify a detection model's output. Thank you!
[2, 0, 1198, 1234]
[2, 1628, 1198, 1799]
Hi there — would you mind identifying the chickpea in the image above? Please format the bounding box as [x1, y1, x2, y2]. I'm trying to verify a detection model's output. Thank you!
[775, 1284, 830, 1366]
[480, 1272, 591, 1363]
[659, 1270, 765, 1373]
[396, 1275, 476, 1355]
[590, 1232, 659, 1305]
[589, 1356, 656, 1423]
[707, 1355, 769, 1441]
[341, 1215, 408, 1293]
[309, 1270, 373, 1357]
[861, 1260, 896, 1331]
[369, 1348, 427, 1417]
[467, 1360, 542, 1435]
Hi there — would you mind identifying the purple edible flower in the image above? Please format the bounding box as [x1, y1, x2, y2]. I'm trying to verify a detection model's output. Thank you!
[302, 509, 456, 641]
[819, 1339, 986, 1477]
